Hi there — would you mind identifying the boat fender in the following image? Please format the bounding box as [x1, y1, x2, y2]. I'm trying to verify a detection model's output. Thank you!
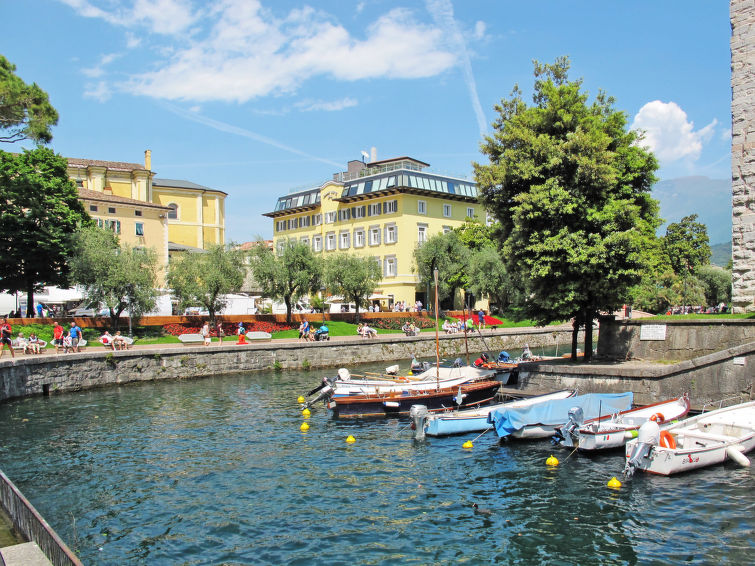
[649, 412, 665, 423]
[725, 446, 751, 467]
[659, 430, 676, 449]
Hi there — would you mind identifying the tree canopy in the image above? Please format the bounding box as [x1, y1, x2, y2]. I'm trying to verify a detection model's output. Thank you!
[413, 230, 467, 307]
[167, 244, 246, 323]
[0, 148, 90, 312]
[663, 214, 711, 276]
[70, 226, 159, 331]
[473, 57, 660, 360]
[323, 254, 382, 321]
[0, 55, 58, 144]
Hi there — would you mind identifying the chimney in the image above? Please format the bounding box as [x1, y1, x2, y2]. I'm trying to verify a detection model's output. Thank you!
[144, 149, 152, 170]
[370, 147, 377, 163]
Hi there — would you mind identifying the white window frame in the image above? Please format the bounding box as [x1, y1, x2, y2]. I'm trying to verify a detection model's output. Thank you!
[276, 241, 285, 256]
[313, 213, 322, 226]
[313, 235, 323, 252]
[352, 206, 366, 219]
[443, 225, 452, 234]
[384, 223, 397, 244]
[368, 203, 382, 217]
[417, 223, 428, 245]
[325, 211, 336, 224]
[443, 203, 452, 217]
[417, 200, 427, 215]
[369, 225, 381, 246]
[326, 232, 336, 251]
[385, 200, 398, 214]
[339, 231, 350, 250]
[167, 203, 178, 220]
[384, 255, 397, 277]
[135, 222, 144, 236]
[300, 236, 310, 247]
[467, 207, 475, 218]
[354, 229, 365, 248]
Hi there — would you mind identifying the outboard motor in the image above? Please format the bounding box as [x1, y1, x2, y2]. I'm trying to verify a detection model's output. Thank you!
[305, 378, 334, 408]
[410, 405, 429, 440]
[553, 406, 585, 447]
[385, 364, 399, 375]
[337, 368, 351, 381]
[452, 358, 463, 368]
[623, 419, 660, 477]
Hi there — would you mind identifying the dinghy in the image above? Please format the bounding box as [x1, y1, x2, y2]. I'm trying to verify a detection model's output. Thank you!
[624, 399, 755, 476]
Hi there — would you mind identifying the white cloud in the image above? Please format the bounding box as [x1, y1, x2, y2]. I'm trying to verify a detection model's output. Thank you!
[295, 97, 358, 112]
[81, 53, 120, 78]
[84, 80, 111, 102]
[473, 20, 486, 40]
[631, 100, 717, 163]
[59, 0, 196, 35]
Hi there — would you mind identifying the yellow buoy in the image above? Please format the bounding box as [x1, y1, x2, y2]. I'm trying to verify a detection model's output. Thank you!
[346, 435, 356, 443]
[297, 396, 306, 404]
[607, 477, 622, 489]
[302, 408, 311, 417]
[300, 422, 310, 432]
[407, 371, 413, 376]
[462, 440, 474, 449]
[546, 455, 559, 466]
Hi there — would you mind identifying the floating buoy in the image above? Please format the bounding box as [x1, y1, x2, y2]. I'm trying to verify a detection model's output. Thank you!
[300, 422, 309, 431]
[546, 455, 559, 466]
[462, 440, 474, 449]
[302, 408, 311, 417]
[607, 477, 622, 489]
[297, 395, 305, 404]
[346, 435, 356, 443]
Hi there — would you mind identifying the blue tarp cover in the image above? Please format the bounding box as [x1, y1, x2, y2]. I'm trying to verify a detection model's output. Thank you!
[487, 392, 634, 438]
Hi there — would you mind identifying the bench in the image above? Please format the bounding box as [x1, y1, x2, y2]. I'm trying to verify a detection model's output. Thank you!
[178, 333, 204, 345]
[246, 331, 272, 342]
[11, 339, 47, 352]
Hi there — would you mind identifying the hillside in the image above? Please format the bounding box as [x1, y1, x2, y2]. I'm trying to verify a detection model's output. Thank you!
[710, 240, 732, 267]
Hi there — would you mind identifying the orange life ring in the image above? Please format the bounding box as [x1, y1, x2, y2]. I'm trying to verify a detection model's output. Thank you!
[659, 430, 676, 449]
[649, 412, 665, 423]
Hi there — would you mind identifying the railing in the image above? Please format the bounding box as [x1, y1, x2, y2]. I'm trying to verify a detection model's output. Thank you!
[0, 469, 82, 566]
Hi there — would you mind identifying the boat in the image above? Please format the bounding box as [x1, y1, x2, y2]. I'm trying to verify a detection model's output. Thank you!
[326, 380, 502, 418]
[555, 395, 690, 452]
[487, 392, 634, 439]
[624, 400, 755, 476]
[414, 389, 577, 438]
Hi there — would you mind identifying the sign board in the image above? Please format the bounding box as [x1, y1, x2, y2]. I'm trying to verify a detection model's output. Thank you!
[640, 324, 667, 341]
[733, 357, 746, 366]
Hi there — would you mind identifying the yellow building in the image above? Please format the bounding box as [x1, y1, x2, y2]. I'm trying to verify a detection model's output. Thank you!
[264, 156, 481, 308]
[66, 150, 227, 274]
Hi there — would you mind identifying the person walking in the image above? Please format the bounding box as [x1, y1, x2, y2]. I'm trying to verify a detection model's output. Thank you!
[216, 322, 225, 346]
[0, 318, 14, 359]
[477, 309, 485, 330]
[69, 321, 82, 353]
[53, 321, 64, 353]
[201, 321, 211, 346]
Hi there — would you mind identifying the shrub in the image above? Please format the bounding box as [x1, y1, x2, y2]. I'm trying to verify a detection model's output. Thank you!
[370, 317, 436, 331]
[162, 321, 294, 337]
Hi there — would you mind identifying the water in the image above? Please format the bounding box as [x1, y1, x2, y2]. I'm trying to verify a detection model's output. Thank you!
[0, 364, 753, 565]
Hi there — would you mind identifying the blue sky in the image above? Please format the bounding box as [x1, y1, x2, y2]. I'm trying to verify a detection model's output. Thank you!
[2, 1, 732, 242]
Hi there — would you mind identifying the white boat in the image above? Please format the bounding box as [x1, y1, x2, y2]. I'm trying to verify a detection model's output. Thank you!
[558, 395, 690, 452]
[417, 389, 577, 437]
[624, 400, 755, 476]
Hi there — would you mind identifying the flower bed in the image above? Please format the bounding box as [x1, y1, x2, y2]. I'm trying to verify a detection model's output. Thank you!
[163, 321, 294, 337]
[370, 317, 436, 331]
[455, 314, 504, 326]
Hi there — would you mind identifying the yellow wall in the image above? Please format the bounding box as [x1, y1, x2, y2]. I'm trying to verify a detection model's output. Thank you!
[152, 187, 226, 249]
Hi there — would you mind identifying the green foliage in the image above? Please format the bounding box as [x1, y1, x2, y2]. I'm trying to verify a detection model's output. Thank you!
[413, 231, 467, 301]
[0, 148, 91, 308]
[0, 55, 59, 144]
[167, 244, 246, 323]
[323, 254, 382, 321]
[248, 239, 321, 324]
[466, 247, 509, 312]
[70, 226, 159, 331]
[696, 265, 731, 306]
[302, 359, 311, 371]
[473, 57, 660, 360]
[104, 353, 117, 368]
[663, 214, 711, 276]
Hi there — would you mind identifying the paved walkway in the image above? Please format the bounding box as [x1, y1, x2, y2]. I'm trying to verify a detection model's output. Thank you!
[0, 542, 53, 566]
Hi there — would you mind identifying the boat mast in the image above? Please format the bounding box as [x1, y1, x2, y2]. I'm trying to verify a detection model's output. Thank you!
[434, 267, 440, 391]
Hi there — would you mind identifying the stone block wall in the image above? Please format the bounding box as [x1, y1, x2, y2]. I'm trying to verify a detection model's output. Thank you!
[731, 0, 755, 312]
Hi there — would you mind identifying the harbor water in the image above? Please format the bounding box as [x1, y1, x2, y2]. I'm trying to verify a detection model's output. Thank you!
[0, 363, 753, 565]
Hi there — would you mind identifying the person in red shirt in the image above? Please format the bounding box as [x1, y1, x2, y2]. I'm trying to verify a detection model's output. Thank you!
[52, 321, 64, 354]
[0, 318, 14, 359]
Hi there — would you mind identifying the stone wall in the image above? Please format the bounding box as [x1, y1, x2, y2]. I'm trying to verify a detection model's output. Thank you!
[0, 326, 583, 403]
[731, 0, 755, 312]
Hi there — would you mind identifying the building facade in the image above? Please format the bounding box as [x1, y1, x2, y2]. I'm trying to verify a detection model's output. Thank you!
[264, 156, 481, 307]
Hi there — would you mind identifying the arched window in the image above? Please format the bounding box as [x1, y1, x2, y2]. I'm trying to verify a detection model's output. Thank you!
[167, 203, 178, 220]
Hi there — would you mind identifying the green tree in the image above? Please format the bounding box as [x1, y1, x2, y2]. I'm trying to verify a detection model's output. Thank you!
[0, 148, 90, 314]
[695, 265, 731, 307]
[663, 214, 711, 277]
[323, 254, 382, 322]
[473, 57, 660, 360]
[70, 226, 159, 331]
[466, 247, 509, 313]
[0, 55, 59, 144]
[248, 239, 321, 324]
[167, 244, 246, 324]
[413, 230, 467, 308]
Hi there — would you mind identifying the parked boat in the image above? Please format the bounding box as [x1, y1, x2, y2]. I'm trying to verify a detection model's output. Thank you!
[326, 380, 502, 418]
[487, 392, 634, 439]
[414, 389, 577, 438]
[555, 395, 690, 452]
[624, 399, 755, 476]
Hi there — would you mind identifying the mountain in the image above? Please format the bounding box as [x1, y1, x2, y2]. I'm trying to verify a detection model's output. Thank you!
[710, 241, 732, 267]
[651, 176, 731, 246]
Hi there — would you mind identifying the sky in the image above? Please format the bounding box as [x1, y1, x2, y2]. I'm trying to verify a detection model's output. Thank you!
[1, 0, 733, 243]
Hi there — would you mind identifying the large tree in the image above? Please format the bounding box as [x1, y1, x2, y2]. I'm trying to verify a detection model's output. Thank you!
[0, 148, 90, 313]
[413, 230, 467, 309]
[0, 55, 58, 144]
[167, 244, 246, 323]
[248, 239, 321, 324]
[323, 254, 382, 322]
[70, 226, 159, 331]
[663, 214, 711, 277]
[474, 57, 660, 361]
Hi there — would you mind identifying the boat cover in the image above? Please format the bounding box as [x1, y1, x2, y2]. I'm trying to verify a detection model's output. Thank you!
[487, 392, 634, 438]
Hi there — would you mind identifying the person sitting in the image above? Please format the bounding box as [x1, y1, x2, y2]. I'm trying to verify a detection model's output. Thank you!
[16, 332, 29, 354]
[497, 351, 512, 363]
[113, 331, 127, 350]
[442, 320, 451, 334]
[364, 324, 377, 338]
[62, 331, 72, 353]
[100, 331, 116, 350]
[473, 352, 490, 368]
[402, 321, 413, 336]
[27, 333, 42, 354]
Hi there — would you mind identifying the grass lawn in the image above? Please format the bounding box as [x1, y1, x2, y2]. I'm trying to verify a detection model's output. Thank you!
[643, 313, 755, 321]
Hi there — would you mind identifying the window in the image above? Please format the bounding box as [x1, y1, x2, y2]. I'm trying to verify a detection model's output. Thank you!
[300, 215, 311, 227]
[100, 219, 121, 234]
[276, 220, 286, 233]
[167, 203, 178, 220]
[467, 207, 475, 218]
[384, 224, 397, 244]
[75, 179, 84, 188]
[417, 224, 428, 245]
[338, 208, 351, 222]
[325, 211, 336, 224]
[108, 207, 116, 214]
[339, 231, 350, 249]
[384, 200, 398, 214]
[313, 235, 323, 252]
[326, 232, 336, 251]
[352, 205, 366, 219]
[277, 241, 285, 256]
[301, 236, 310, 247]
[417, 200, 426, 215]
[384, 256, 397, 277]
[354, 229, 365, 248]
[313, 213, 322, 226]
[443, 204, 452, 217]
[287, 218, 299, 230]
[135, 210, 142, 217]
[368, 203, 382, 217]
[89, 205, 98, 212]
[369, 226, 381, 246]
[443, 225, 452, 234]
[135, 222, 144, 236]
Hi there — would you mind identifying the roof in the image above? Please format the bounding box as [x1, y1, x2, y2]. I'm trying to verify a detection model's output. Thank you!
[153, 178, 228, 196]
[78, 188, 171, 210]
[68, 158, 147, 172]
[168, 242, 207, 253]
[367, 156, 430, 168]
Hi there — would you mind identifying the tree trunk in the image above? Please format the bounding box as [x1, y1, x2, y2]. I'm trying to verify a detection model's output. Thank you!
[571, 314, 581, 362]
[284, 296, 292, 325]
[583, 309, 594, 362]
[26, 285, 35, 318]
